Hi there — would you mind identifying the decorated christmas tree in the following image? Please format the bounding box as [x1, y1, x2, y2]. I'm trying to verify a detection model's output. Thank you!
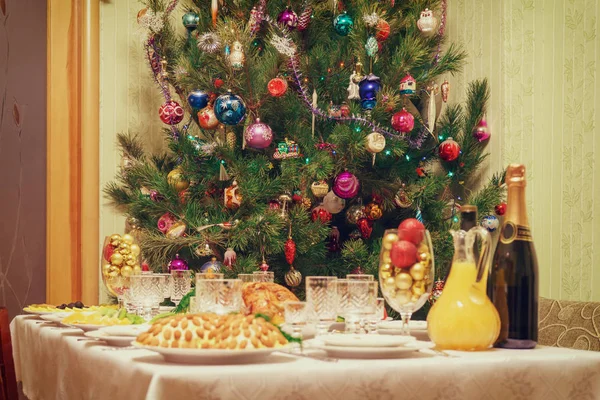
[105, 0, 504, 313]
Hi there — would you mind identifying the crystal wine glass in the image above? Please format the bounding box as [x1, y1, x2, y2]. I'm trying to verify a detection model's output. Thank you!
[196, 279, 242, 314]
[130, 275, 165, 321]
[305, 276, 338, 336]
[346, 274, 374, 281]
[253, 271, 275, 282]
[170, 270, 192, 305]
[101, 235, 140, 308]
[284, 301, 308, 352]
[336, 280, 377, 333]
[379, 228, 434, 336]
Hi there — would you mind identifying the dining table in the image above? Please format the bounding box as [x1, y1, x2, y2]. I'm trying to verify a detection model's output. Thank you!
[10, 314, 600, 400]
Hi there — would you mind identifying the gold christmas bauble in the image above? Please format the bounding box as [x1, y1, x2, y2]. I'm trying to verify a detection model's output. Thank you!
[395, 289, 412, 305]
[118, 243, 130, 253]
[409, 262, 426, 281]
[412, 280, 426, 295]
[285, 267, 302, 287]
[411, 294, 421, 303]
[102, 264, 111, 276]
[132, 265, 142, 274]
[108, 265, 120, 276]
[110, 234, 122, 243]
[122, 233, 134, 245]
[126, 260, 135, 266]
[418, 251, 431, 265]
[418, 243, 430, 254]
[381, 252, 392, 265]
[380, 263, 392, 273]
[167, 167, 190, 192]
[130, 244, 141, 257]
[395, 272, 413, 290]
[121, 265, 133, 277]
[383, 276, 396, 289]
[365, 132, 386, 154]
[110, 253, 124, 266]
[382, 232, 399, 250]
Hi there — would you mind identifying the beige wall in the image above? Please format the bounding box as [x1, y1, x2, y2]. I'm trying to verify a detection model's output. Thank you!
[100, 0, 600, 301]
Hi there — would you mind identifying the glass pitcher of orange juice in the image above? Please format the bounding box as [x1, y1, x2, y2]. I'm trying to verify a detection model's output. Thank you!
[427, 225, 500, 350]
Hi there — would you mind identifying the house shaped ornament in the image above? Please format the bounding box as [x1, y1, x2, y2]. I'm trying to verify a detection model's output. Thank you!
[400, 73, 416, 96]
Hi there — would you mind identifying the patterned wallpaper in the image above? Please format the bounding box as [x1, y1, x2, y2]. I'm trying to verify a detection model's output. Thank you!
[99, 0, 600, 302]
[0, 0, 47, 318]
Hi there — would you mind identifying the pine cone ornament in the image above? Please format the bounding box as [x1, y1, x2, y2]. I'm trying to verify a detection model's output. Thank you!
[284, 237, 296, 265]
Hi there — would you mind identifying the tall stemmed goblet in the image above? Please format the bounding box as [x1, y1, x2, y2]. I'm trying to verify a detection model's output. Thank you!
[170, 270, 192, 305]
[379, 228, 434, 336]
[284, 301, 308, 352]
[305, 276, 338, 336]
[337, 280, 378, 333]
[101, 235, 141, 309]
[130, 274, 165, 321]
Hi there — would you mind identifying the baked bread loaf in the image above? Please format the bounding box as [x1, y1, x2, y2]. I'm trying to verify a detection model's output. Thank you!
[135, 313, 288, 350]
[242, 282, 299, 324]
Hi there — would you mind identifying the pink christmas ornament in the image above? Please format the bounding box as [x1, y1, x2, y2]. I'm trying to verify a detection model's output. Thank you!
[223, 247, 237, 269]
[472, 119, 491, 142]
[244, 118, 273, 149]
[159, 101, 184, 125]
[168, 254, 189, 271]
[332, 171, 360, 199]
[391, 108, 415, 133]
[157, 213, 176, 233]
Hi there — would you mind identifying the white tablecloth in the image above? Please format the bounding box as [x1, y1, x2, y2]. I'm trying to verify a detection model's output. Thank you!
[11, 315, 600, 400]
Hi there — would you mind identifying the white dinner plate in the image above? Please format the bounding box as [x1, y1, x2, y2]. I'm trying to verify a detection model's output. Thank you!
[39, 313, 72, 322]
[318, 341, 434, 359]
[321, 334, 415, 348]
[132, 342, 289, 364]
[65, 323, 108, 332]
[377, 320, 428, 330]
[23, 309, 59, 316]
[99, 325, 150, 337]
[84, 330, 138, 347]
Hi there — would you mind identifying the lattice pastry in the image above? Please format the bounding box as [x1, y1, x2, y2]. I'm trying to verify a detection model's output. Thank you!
[135, 313, 288, 350]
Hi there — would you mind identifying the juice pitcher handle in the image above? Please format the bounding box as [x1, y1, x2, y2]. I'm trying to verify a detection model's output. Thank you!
[469, 226, 492, 283]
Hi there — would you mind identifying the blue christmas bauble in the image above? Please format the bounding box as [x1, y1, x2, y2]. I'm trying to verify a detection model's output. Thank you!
[481, 215, 500, 232]
[214, 92, 247, 125]
[182, 11, 200, 31]
[187, 90, 209, 110]
[201, 257, 223, 273]
[358, 73, 381, 110]
[333, 13, 354, 36]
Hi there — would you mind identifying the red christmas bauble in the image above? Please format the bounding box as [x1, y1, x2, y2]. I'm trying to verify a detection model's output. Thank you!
[214, 78, 224, 89]
[357, 217, 373, 239]
[439, 137, 460, 162]
[391, 108, 415, 133]
[340, 103, 351, 117]
[284, 237, 297, 265]
[268, 200, 281, 210]
[198, 106, 219, 130]
[159, 101, 184, 125]
[376, 19, 391, 41]
[178, 189, 189, 204]
[267, 77, 288, 97]
[103, 244, 115, 261]
[312, 206, 332, 223]
[390, 240, 417, 268]
[495, 202, 507, 216]
[398, 218, 425, 245]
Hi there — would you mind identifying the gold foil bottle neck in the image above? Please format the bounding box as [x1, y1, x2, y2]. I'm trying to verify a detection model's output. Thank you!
[506, 164, 526, 187]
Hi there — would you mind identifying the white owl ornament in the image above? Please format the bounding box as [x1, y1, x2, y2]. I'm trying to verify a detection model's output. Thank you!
[417, 8, 438, 35]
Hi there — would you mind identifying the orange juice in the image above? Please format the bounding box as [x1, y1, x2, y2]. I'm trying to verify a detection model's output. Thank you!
[427, 261, 500, 351]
